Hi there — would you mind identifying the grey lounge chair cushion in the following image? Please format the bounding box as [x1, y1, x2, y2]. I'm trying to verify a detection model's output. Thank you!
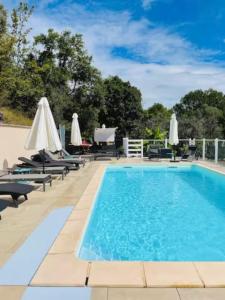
[0, 183, 33, 194]
[0, 183, 34, 207]
[44, 150, 85, 165]
[18, 157, 78, 170]
[0, 174, 51, 182]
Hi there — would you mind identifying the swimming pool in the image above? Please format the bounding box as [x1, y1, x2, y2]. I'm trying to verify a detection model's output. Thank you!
[78, 165, 225, 261]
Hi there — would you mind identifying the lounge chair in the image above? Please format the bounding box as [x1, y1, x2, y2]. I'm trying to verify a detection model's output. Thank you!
[0, 183, 34, 208]
[18, 157, 79, 171]
[61, 148, 95, 161]
[38, 151, 81, 168]
[148, 148, 160, 160]
[0, 174, 52, 192]
[8, 164, 67, 180]
[148, 148, 173, 160]
[90, 144, 120, 160]
[31, 166, 67, 180]
[160, 148, 173, 159]
[43, 150, 85, 167]
[181, 146, 197, 161]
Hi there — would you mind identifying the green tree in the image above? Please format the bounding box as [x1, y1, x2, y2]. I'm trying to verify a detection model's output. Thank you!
[33, 29, 105, 135]
[142, 103, 172, 139]
[10, 2, 33, 66]
[100, 76, 143, 138]
[0, 5, 15, 106]
[174, 89, 225, 138]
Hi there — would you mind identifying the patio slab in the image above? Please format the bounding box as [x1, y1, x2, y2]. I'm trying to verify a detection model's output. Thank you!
[144, 262, 203, 287]
[49, 220, 84, 254]
[75, 198, 94, 209]
[108, 288, 180, 300]
[60, 219, 84, 235]
[31, 254, 89, 286]
[178, 288, 225, 300]
[68, 209, 90, 221]
[88, 262, 145, 287]
[0, 231, 27, 253]
[194, 262, 225, 287]
[0, 286, 26, 300]
[49, 233, 78, 254]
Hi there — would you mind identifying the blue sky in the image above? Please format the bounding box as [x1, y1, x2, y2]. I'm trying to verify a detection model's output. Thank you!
[3, 0, 225, 107]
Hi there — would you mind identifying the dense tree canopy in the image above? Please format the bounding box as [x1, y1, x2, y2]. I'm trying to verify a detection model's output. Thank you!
[174, 89, 225, 138]
[99, 76, 143, 138]
[1, 2, 225, 141]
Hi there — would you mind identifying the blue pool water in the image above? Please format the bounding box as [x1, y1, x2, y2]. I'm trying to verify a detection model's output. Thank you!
[78, 165, 225, 261]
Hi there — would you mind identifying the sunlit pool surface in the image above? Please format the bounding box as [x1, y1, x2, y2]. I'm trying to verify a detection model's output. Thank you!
[78, 165, 225, 261]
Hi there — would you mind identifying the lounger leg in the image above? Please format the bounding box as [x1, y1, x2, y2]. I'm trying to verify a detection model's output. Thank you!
[24, 194, 28, 200]
[43, 182, 45, 192]
[11, 195, 19, 208]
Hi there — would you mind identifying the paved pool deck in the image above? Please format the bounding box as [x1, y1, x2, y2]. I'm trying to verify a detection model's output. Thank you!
[1, 159, 225, 299]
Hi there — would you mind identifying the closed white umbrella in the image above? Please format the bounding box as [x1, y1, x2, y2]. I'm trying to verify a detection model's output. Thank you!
[169, 113, 179, 146]
[71, 113, 82, 146]
[169, 113, 179, 161]
[25, 97, 62, 171]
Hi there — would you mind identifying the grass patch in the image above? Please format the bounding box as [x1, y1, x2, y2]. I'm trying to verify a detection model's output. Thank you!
[0, 107, 32, 126]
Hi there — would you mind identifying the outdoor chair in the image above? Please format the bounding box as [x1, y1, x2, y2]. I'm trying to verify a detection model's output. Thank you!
[44, 150, 85, 167]
[0, 173, 52, 192]
[0, 182, 34, 208]
[181, 146, 197, 161]
[10, 166, 67, 181]
[18, 157, 79, 171]
[148, 148, 160, 160]
[90, 144, 120, 160]
[148, 148, 173, 160]
[61, 148, 95, 161]
[160, 148, 173, 159]
[38, 151, 82, 168]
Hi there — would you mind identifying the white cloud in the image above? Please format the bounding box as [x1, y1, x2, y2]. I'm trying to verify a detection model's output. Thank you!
[3, 0, 225, 108]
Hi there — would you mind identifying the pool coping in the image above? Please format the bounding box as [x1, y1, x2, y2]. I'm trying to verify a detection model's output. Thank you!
[31, 161, 225, 288]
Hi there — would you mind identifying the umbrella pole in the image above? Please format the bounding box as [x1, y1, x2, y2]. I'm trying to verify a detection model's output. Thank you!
[42, 148, 45, 174]
[173, 145, 176, 161]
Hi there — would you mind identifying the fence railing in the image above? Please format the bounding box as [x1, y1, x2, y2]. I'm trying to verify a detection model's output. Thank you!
[123, 137, 225, 164]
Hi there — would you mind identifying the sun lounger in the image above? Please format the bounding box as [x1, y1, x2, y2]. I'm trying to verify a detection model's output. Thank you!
[61, 148, 95, 161]
[90, 145, 120, 160]
[148, 148, 173, 160]
[18, 157, 79, 171]
[42, 150, 85, 167]
[0, 183, 34, 207]
[0, 174, 52, 192]
[148, 148, 160, 160]
[8, 165, 67, 180]
[31, 166, 67, 180]
[181, 146, 197, 162]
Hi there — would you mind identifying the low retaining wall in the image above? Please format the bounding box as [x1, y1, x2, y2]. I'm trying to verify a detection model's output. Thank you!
[0, 124, 35, 170]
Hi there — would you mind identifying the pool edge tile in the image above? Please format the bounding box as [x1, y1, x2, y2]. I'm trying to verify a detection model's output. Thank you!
[31, 254, 89, 286]
[144, 262, 204, 288]
[88, 262, 145, 287]
[194, 262, 225, 287]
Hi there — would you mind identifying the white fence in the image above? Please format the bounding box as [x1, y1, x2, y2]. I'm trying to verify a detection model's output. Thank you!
[123, 137, 225, 164]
